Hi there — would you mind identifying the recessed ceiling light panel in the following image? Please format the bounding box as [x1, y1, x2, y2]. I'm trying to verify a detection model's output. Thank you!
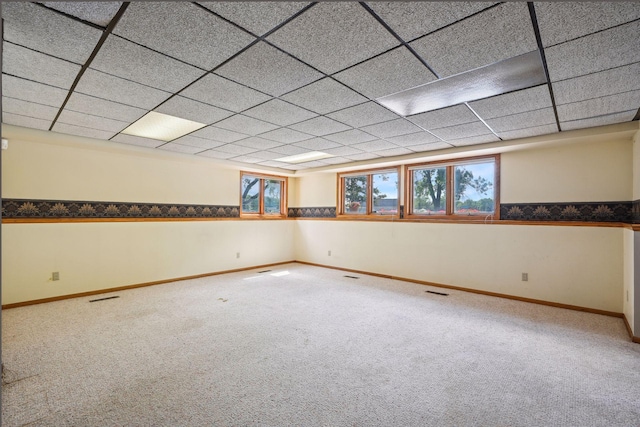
[377, 51, 547, 116]
[121, 111, 207, 142]
[275, 151, 334, 163]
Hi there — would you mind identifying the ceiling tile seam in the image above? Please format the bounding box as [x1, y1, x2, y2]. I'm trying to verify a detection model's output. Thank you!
[359, 2, 439, 78]
[560, 109, 638, 124]
[2, 39, 85, 66]
[555, 88, 640, 107]
[109, 34, 210, 72]
[381, 126, 450, 147]
[34, 2, 106, 31]
[55, 117, 127, 134]
[402, 2, 504, 46]
[47, 3, 130, 131]
[1, 71, 72, 92]
[1, 94, 64, 110]
[549, 60, 640, 85]
[0, 109, 54, 123]
[481, 103, 555, 120]
[528, 2, 561, 133]
[543, 17, 640, 49]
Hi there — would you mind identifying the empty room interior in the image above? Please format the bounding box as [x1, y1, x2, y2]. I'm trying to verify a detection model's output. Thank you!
[1, 1, 640, 425]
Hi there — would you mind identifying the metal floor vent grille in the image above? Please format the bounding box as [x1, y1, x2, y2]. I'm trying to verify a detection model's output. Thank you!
[257, 270, 272, 273]
[426, 290, 449, 296]
[344, 275, 359, 279]
[89, 296, 120, 303]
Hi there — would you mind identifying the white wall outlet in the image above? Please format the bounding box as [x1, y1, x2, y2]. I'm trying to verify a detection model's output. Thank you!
[1, 139, 8, 150]
[328, 250, 331, 256]
[236, 252, 240, 259]
[522, 273, 528, 282]
[52, 272, 60, 281]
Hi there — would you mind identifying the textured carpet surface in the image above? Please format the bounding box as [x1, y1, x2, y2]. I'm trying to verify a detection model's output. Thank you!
[2, 263, 639, 426]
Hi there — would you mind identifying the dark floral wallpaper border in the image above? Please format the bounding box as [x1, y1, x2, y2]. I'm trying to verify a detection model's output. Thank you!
[1, 199, 239, 219]
[287, 207, 336, 218]
[500, 202, 633, 223]
[633, 200, 640, 223]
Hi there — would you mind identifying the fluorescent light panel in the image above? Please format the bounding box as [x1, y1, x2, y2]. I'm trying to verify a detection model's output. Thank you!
[121, 111, 206, 142]
[377, 51, 547, 117]
[275, 151, 334, 163]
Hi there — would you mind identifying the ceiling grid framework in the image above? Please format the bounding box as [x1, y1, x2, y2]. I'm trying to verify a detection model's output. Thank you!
[1, 1, 639, 172]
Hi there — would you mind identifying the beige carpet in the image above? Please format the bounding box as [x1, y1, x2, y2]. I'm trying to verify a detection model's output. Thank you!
[2, 263, 639, 426]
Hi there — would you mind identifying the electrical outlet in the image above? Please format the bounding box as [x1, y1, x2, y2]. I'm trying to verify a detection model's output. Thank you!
[52, 272, 60, 281]
[236, 252, 240, 259]
[328, 250, 331, 256]
[521, 273, 528, 282]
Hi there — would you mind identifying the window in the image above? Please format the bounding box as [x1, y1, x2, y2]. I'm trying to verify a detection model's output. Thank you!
[406, 155, 499, 219]
[338, 168, 400, 217]
[241, 172, 287, 217]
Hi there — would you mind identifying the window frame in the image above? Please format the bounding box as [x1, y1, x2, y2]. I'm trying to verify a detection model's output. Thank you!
[240, 171, 288, 219]
[337, 166, 401, 218]
[405, 154, 500, 220]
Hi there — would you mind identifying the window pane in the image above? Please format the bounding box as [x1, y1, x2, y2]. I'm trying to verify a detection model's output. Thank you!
[454, 162, 495, 215]
[412, 167, 447, 214]
[264, 179, 282, 214]
[242, 175, 260, 213]
[344, 176, 367, 214]
[372, 172, 398, 214]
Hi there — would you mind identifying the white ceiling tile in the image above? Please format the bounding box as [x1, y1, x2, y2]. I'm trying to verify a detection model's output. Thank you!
[2, 112, 51, 131]
[345, 152, 382, 161]
[42, 2, 123, 27]
[447, 134, 500, 147]
[535, 2, 640, 47]
[552, 62, 640, 105]
[406, 142, 453, 153]
[190, 125, 248, 143]
[266, 2, 400, 74]
[214, 115, 279, 135]
[281, 77, 367, 115]
[157, 143, 206, 155]
[293, 138, 342, 150]
[334, 47, 437, 99]
[2, 42, 81, 89]
[215, 42, 323, 97]
[327, 102, 399, 128]
[350, 139, 398, 152]
[257, 160, 297, 168]
[430, 121, 493, 140]
[324, 129, 376, 145]
[368, 2, 496, 42]
[2, 98, 59, 121]
[234, 137, 283, 150]
[57, 110, 129, 133]
[75, 69, 172, 110]
[560, 110, 637, 131]
[197, 150, 237, 160]
[114, 2, 255, 70]
[317, 156, 353, 165]
[170, 135, 225, 149]
[198, 2, 310, 36]
[243, 99, 317, 126]
[53, 122, 116, 140]
[2, 74, 69, 108]
[154, 96, 233, 125]
[386, 132, 441, 147]
[497, 124, 558, 140]
[180, 73, 271, 113]
[111, 134, 164, 148]
[545, 21, 640, 82]
[485, 108, 556, 132]
[373, 147, 414, 157]
[410, 3, 537, 78]
[214, 144, 260, 155]
[65, 93, 147, 123]
[2, 2, 102, 64]
[228, 155, 263, 164]
[260, 128, 314, 144]
[239, 151, 283, 161]
[288, 116, 352, 136]
[469, 86, 553, 119]
[557, 90, 640, 123]
[90, 36, 203, 92]
[360, 118, 423, 139]
[408, 104, 477, 130]
[268, 145, 309, 156]
[324, 145, 364, 157]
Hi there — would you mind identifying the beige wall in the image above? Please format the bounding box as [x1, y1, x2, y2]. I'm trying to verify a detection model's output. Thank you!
[623, 229, 634, 332]
[295, 221, 623, 313]
[634, 130, 640, 200]
[291, 173, 336, 207]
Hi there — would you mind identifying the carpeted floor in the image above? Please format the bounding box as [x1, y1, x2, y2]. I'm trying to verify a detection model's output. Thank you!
[2, 263, 639, 426]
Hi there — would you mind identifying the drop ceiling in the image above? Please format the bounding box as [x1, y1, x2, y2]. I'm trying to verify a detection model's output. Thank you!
[1, 2, 639, 172]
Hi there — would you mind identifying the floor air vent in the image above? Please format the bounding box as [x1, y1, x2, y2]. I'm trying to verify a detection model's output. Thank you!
[89, 296, 120, 303]
[257, 270, 272, 273]
[344, 275, 359, 279]
[425, 290, 449, 296]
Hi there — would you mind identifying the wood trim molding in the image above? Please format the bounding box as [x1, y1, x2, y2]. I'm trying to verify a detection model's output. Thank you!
[1, 261, 295, 309]
[296, 261, 626, 319]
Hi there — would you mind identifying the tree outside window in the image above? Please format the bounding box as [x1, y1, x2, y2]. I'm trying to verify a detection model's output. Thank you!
[339, 168, 399, 216]
[241, 173, 286, 217]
